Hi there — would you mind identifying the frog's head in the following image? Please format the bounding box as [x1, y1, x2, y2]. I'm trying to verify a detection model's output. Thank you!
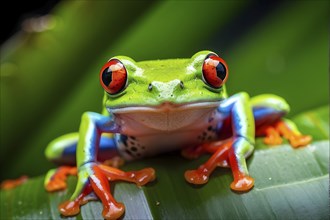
[100, 51, 229, 132]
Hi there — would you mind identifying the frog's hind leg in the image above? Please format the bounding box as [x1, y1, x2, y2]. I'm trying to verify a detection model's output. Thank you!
[251, 94, 312, 147]
[45, 133, 79, 166]
[45, 133, 119, 165]
[44, 133, 120, 192]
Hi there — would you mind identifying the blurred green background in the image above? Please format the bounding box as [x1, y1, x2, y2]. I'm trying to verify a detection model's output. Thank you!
[0, 0, 329, 181]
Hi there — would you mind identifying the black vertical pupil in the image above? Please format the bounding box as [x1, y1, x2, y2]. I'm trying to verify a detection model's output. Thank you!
[215, 62, 226, 80]
[102, 67, 113, 86]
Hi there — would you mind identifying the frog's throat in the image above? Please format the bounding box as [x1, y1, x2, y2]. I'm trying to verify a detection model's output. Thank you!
[107, 101, 221, 114]
[107, 101, 221, 132]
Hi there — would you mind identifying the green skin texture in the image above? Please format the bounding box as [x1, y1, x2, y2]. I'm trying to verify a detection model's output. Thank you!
[103, 51, 228, 108]
[45, 50, 290, 205]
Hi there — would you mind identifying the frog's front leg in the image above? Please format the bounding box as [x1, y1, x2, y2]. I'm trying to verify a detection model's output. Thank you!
[59, 162, 154, 219]
[185, 92, 255, 191]
[57, 112, 155, 220]
[44, 133, 120, 192]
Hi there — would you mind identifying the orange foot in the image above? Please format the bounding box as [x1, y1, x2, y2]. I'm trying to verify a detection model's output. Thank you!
[59, 163, 156, 220]
[258, 120, 312, 148]
[288, 135, 312, 148]
[185, 138, 254, 192]
[275, 121, 312, 147]
[230, 176, 254, 192]
[1, 175, 28, 190]
[184, 139, 232, 185]
[45, 166, 77, 192]
[263, 126, 282, 145]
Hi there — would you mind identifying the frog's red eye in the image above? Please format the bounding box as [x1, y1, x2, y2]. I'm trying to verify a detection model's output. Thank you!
[100, 59, 127, 95]
[202, 55, 228, 89]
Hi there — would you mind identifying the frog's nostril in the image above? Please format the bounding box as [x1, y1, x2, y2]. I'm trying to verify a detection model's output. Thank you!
[148, 83, 153, 91]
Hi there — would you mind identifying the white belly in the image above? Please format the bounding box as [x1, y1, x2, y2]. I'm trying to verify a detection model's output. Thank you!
[114, 108, 223, 160]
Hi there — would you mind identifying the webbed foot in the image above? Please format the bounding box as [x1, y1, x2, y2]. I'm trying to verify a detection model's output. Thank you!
[184, 139, 232, 185]
[263, 126, 283, 145]
[59, 190, 125, 220]
[45, 166, 77, 192]
[258, 120, 312, 148]
[59, 163, 155, 220]
[185, 138, 255, 192]
[0, 175, 28, 190]
[288, 135, 312, 148]
[275, 120, 312, 147]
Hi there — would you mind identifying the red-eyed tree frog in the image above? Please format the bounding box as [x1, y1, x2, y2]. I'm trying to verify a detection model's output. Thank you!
[44, 51, 311, 219]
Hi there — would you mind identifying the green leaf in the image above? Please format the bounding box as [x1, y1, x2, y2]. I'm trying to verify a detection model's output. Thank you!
[1, 106, 328, 219]
[2, 0, 329, 181]
[1, 1, 329, 219]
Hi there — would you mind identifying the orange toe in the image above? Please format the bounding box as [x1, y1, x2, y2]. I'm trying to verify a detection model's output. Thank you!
[0, 175, 28, 190]
[230, 176, 254, 192]
[184, 169, 209, 185]
[264, 127, 282, 145]
[133, 168, 156, 186]
[59, 200, 80, 217]
[102, 202, 125, 220]
[46, 179, 67, 192]
[289, 135, 312, 148]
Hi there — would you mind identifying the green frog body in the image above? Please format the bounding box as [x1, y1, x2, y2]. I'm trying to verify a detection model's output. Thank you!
[45, 51, 311, 219]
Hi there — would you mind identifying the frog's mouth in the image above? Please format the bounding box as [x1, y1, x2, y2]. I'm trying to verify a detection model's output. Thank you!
[107, 101, 221, 132]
